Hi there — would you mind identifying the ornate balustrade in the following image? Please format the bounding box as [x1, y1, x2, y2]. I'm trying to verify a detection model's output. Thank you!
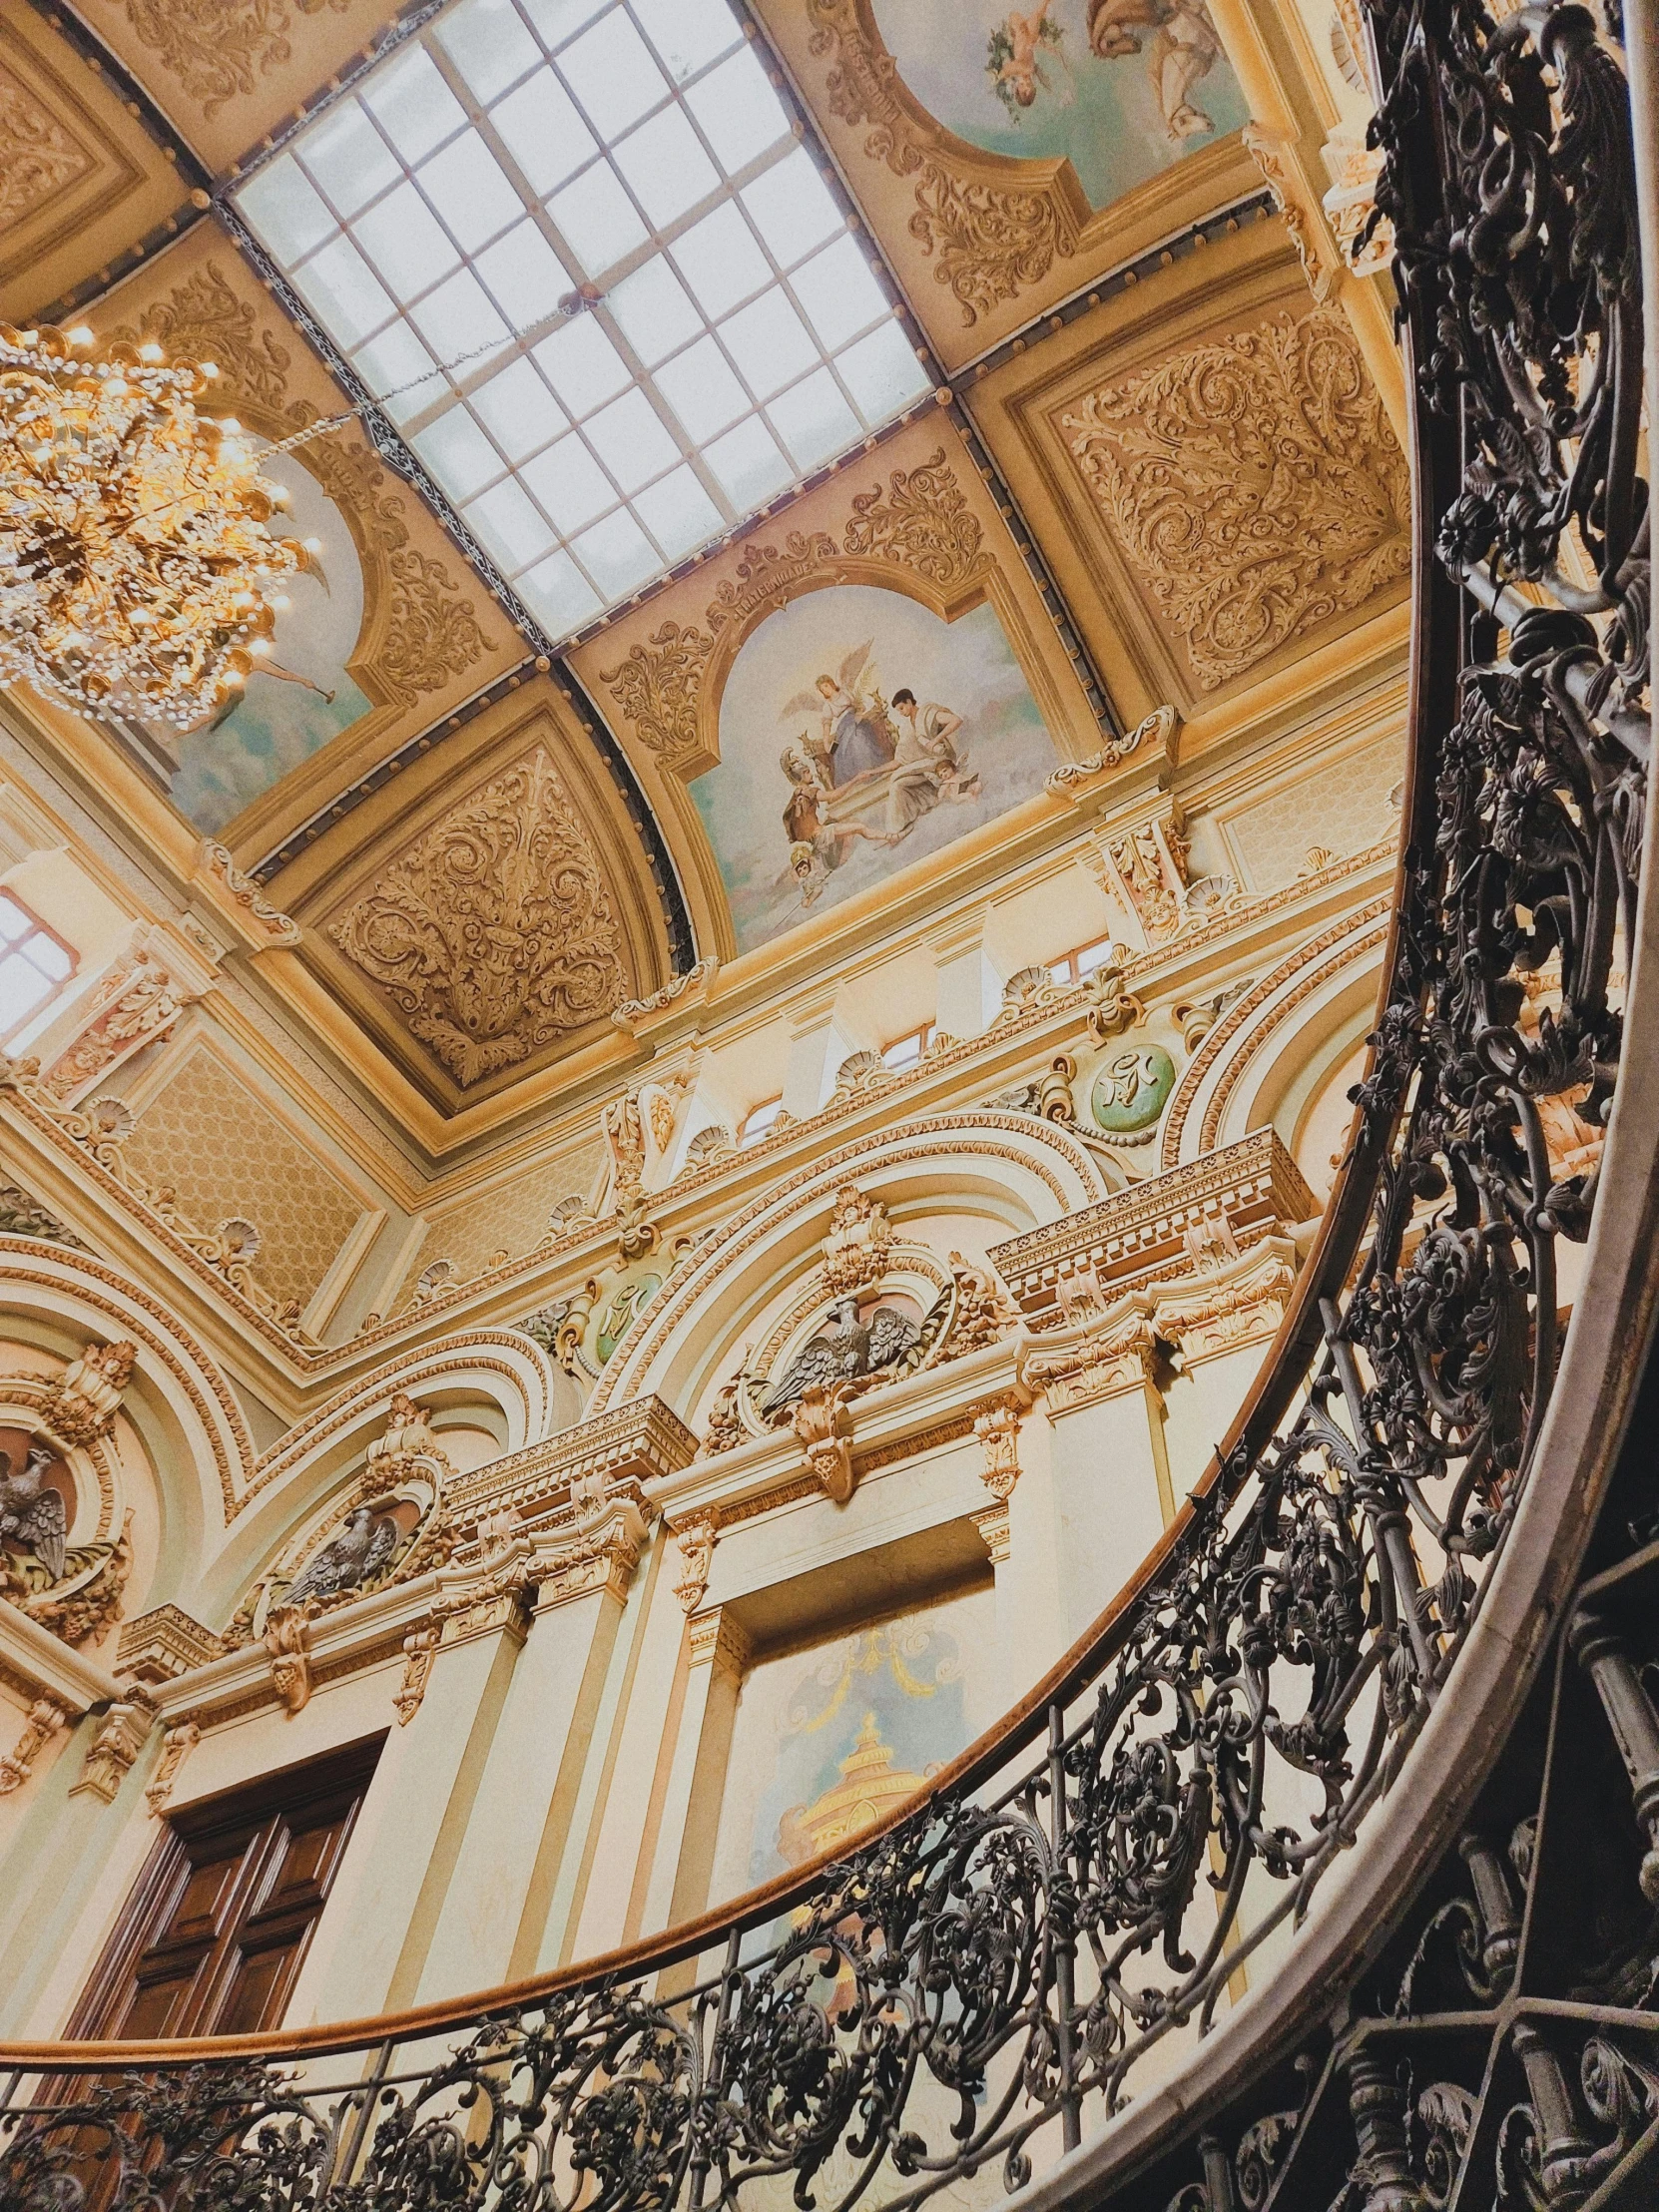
[0, 1, 1652, 2206]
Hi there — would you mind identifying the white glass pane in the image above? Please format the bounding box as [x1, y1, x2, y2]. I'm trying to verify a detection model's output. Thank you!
[606, 256, 701, 365]
[296, 102, 401, 217]
[0, 957, 50, 1031]
[466, 477, 558, 568]
[409, 268, 512, 360]
[1076, 938, 1114, 975]
[558, 9, 667, 137]
[583, 387, 680, 492]
[684, 45, 789, 175]
[490, 70, 596, 194]
[704, 413, 791, 508]
[362, 48, 466, 163]
[834, 316, 929, 421]
[351, 323, 441, 421]
[354, 181, 461, 301]
[520, 548, 603, 632]
[469, 356, 568, 457]
[571, 507, 658, 595]
[436, 0, 541, 102]
[670, 202, 768, 318]
[720, 286, 817, 399]
[521, 0, 608, 44]
[742, 148, 842, 268]
[533, 314, 630, 412]
[26, 934, 72, 982]
[239, 156, 335, 264]
[0, 895, 32, 942]
[768, 367, 859, 470]
[634, 465, 722, 558]
[548, 162, 647, 275]
[655, 334, 747, 440]
[475, 222, 572, 322]
[631, 0, 741, 82]
[292, 238, 396, 346]
[519, 433, 616, 530]
[613, 106, 718, 228]
[794, 234, 888, 349]
[418, 134, 525, 254]
[413, 406, 504, 500]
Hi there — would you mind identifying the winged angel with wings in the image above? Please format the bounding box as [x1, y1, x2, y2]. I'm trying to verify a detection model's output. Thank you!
[779, 641, 902, 906]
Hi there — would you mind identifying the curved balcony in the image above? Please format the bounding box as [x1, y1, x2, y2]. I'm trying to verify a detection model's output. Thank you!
[0, 1, 1654, 2206]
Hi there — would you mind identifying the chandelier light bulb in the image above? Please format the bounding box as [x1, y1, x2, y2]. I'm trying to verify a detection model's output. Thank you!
[0, 320, 305, 725]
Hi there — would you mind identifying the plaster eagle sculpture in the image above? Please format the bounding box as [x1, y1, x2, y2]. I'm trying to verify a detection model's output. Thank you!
[0, 1443, 66, 1584]
[281, 1505, 399, 1610]
[760, 1297, 921, 1417]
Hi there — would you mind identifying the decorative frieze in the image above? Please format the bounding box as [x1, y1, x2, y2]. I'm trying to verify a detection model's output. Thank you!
[450, 1394, 697, 1524]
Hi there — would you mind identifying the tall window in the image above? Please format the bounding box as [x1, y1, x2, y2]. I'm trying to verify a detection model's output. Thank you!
[236, 0, 931, 640]
[0, 891, 75, 1041]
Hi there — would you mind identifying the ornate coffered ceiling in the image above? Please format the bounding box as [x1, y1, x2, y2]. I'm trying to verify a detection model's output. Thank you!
[0, 0, 1404, 1134]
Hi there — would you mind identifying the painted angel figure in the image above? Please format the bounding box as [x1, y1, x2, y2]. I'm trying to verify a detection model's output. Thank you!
[986, 9, 1068, 114]
[1086, 0, 1221, 139]
[782, 642, 896, 789]
[782, 744, 896, 908]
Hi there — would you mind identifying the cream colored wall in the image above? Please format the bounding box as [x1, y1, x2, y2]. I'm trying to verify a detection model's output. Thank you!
[0, 695, 1408, 2037]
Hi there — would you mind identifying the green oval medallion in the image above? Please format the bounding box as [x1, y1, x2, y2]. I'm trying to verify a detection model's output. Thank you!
[1090, 1044, 1177, 1135]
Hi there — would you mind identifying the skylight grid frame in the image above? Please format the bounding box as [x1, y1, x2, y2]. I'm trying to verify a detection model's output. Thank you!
[234, 0, 932, 639]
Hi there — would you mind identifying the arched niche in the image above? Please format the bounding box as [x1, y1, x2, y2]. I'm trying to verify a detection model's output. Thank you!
[687, 573, 1061, 956]
[589, 1110, 1111, 1430]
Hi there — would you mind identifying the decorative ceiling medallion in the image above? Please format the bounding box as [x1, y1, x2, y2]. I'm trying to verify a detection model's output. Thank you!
[328, 748, 629, 1087]
[1090, 1042, 1177, 1136]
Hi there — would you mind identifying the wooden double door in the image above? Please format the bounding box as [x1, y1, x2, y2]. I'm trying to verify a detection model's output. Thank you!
[70, 1735, 382, 2040]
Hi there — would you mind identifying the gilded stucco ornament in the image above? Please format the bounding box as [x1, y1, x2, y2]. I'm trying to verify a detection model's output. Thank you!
[1061, 306, 1409, 691]
[329, 750, 628, 1086]
[0, 65, 91, 229]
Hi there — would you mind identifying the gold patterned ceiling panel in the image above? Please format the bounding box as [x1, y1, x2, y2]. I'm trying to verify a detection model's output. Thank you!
[295, 682, 673, 1113]
[753, 0, 1264, 369]
[0, 2, 194, 321]
[961, 221, 1408, 732]
[63, 0, 405, 174]
[54, 219, 522, 859]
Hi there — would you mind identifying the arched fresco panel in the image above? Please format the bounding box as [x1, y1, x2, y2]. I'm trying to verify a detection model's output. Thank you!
[871, 0, 1249, 209]
[694, 583, 1058, 953]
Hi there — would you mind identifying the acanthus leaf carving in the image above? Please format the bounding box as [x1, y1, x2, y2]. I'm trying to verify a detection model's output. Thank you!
[328, 749, 628, 1086]
[0, 65, 92, 229]
[806, 0, 1075, 323]
[106, 0, 350, 119]
[841, 448, 983, 583]
[1061, 306, 1409, 690]
[598, 622, 714, 756]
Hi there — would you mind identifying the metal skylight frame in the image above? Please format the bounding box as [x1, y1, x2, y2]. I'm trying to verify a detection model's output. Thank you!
[232, 0, 934, 643]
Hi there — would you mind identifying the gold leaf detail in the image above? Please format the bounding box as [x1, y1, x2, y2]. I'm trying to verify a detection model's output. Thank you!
[841, 447, 983, 583]
[0, 67, 92, 229]
[328, 749, 628, 1086]
[1060, 307, 1409, 690]
[807, 0, 1074, 323]
[599, 620, 714, 755]
[107, 0, 350, 118]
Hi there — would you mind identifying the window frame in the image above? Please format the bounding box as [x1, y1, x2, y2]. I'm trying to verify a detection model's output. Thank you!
[0, 889, 77, 1044]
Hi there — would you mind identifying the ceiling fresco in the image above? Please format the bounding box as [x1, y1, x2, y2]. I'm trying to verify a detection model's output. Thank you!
[0, 0, 1406, 1128]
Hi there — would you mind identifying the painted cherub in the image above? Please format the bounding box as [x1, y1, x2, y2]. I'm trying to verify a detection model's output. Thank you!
[986, 9, 1067, 114]
[1087, 0, 1222, 139]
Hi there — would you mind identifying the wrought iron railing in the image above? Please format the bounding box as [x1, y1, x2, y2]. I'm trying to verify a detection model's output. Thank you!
[0, 0, 1651, 2205]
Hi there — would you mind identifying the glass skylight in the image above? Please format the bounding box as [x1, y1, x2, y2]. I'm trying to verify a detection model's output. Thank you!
[235, 0, 932, 641]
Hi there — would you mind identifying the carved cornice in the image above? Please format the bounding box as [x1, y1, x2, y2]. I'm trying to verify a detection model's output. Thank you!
[116, 1604, 225, 1685]
[449, 1394, 698, 1524]
[990, 1128, 1316, 1318]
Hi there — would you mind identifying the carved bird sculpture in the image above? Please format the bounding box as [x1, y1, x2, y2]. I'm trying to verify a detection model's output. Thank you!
[760, 1298, 921, 1416]
[0, 1444, 66, 1583]
[281, 1506, 398, 1609]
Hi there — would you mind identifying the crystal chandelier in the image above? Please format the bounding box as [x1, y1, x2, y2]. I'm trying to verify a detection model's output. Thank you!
[0, 321, 306, 729]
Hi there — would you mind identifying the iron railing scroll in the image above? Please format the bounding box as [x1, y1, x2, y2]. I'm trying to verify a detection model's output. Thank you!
[0, 0, 1651, 2206]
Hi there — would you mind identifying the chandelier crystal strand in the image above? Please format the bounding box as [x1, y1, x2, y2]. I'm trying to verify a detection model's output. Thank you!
[0, 322, 307, 728]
